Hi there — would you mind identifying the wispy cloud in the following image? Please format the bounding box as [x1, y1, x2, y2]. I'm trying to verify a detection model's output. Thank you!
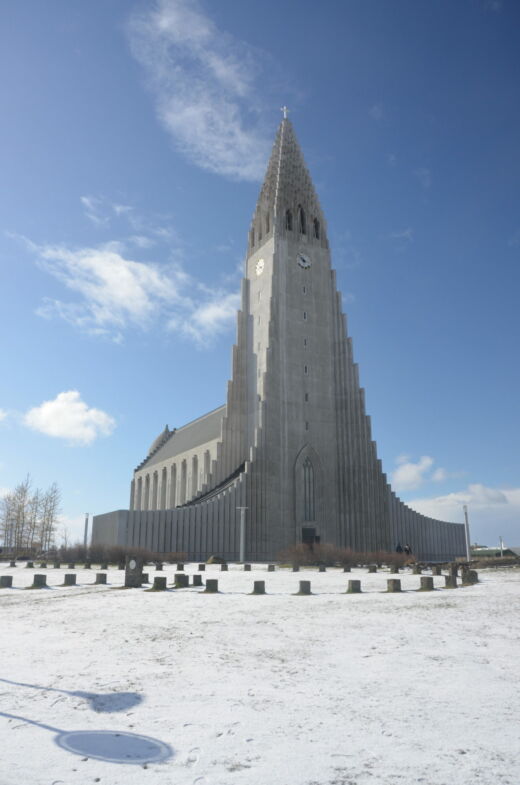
[24, 390, 115, 446]
[0, 409, 7, 423]
[14, 233, 239, 346]
[414, 167, 431, 190]
[127, 0, 272, 181]
[80, 196, 111, 227]
[390, 227, 413, 244]
[392, 454, 462, 492]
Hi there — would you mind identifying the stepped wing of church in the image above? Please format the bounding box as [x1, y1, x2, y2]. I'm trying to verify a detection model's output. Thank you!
[93, 118, 465, 561]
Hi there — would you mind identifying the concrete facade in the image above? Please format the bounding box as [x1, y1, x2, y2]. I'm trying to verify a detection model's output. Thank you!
[93, 118, 466, 562]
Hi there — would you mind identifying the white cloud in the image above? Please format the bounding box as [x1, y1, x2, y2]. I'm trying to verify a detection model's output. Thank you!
[127, 0, 272, 180]
[23, 391, 115, 446]
[414, 167, 431, 189]
[33, 240, 188, 339]
[16, 232, 240, 346]
[172, 291, 240, 346]
[0, 409, 7, 422]
[432, 467, 447, 482]
[392, 455, 434, 491]
[407, 485, 520, 545]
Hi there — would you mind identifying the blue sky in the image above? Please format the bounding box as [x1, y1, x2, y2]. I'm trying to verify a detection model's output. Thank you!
[1, 0, 519, 547]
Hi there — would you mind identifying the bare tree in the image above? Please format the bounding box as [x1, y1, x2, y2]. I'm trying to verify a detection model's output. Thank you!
[0, 476, 61, 555]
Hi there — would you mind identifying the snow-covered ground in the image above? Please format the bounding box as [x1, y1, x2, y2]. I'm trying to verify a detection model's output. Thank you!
[0, 562, 519, 785]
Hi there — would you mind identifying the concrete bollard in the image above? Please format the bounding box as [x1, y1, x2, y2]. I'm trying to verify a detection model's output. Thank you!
[176, 563, 184, 571]
[292, 564, 300, 572]
[367, 565, 377, 573]
[95, 573, 107, 585]
[152, 576, 167, 591]
[390, 565, 400, 574]
[204, 579, 219, 593]
[100, 563, 108, 570]
[174, 573, 189, 588]
[318, 565, 326, 572]
[32, 574, 47, 588]
[53, 562, 61, 569]
[445, 575, 458, 589]
[267, 564, 275, 572]
[347, 580, 362, 594]
[462, 570, 479, 586]
[39, 562, 47, 569]
[198, 563, 206, 571]
[251, 580, 266, 595]
[295, 580, 312, 595]
[155, 562, 163, 571]
[25, 561, 34, 569]
[84, 562, 91, 570]
[412, 565, 422, 575]
[432, 565, 441, 576]
[192, 574, 203, 587]
[220, 564, 228, 571]
[244, 564, 251, 571]
[1, 576, 13, 588]
[68, 563, 75, 570]
[64, 573, 76, 586]
[387, 579, 401, 592]
[419, 576, 434, 591]
[9, 561, 16, 567]
[343, 565, 351, 572]
[141, 573, 149, 584]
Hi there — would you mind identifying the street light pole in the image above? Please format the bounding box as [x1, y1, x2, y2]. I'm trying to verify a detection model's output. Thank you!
[83, 513, 89, 549]
[463, 505, 471, 562]
[236, 507, 248, 563]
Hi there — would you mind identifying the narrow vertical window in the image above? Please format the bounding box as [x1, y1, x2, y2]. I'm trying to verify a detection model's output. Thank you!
[304, 365, 308, 374]
[305, 392, 309, 402]
[303, 286, 306, 294]
[265, 213, 270, 233]
[303, 311, 307, 321]
[298, 205, 306, 234]
[303, 338, 307, 347]
[305, 421, 309, 431]
[250, 228, 255, 246]
[285, 209, 293, 230]
[313, 218, 320, 239]
[303, 457, 315, 521]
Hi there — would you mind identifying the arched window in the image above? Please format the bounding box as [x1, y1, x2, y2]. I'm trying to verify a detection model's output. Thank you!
[169, 464, 177, 507]
[160, 467, 167, 509]
[285, 209, 293, 231]
[298, 205, 306, 234]
[303, 457, 315, 521]
[313, 218, 320, 239]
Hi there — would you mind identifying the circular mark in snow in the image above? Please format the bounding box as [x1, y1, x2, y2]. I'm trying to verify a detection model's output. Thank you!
[56, 730, 173, 764]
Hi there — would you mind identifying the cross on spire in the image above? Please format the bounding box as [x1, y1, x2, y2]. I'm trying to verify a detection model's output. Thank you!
[280, 105, 289, 119]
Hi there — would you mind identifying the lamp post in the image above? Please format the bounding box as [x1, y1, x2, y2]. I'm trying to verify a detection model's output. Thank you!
[236, 507, 248, 563]
[83, 513, 89, 549]
[463, 505, 471, 562]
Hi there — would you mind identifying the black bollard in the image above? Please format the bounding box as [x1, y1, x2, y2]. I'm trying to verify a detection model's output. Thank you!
[192, 574, 203, 587]
[198, 564, 206, 571]
[387, 579, 401, 593]
[1, 576, 13, 588]
[244, 564, 251, 571]
[151, 576, 167, 591]
[251, 580, 266, 595]
[95, 573, 107, 585]
[295, 580, 312, 595]
[31, 574, 47, 589]
[63, 573, 76, 586]
[347, 579, 362, 594]
[267, 564, 275, 572]
[174, 573, 189, 588]
[419, 576, 434, 591]
[204, 579, 219, 593]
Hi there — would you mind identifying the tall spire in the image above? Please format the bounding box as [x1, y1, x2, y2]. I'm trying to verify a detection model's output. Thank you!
[248, 115, 327, 252]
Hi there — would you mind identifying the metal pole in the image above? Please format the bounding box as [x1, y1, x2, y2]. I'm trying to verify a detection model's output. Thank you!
[84, 513, 89, 549]
[237, 507, 247, 563]
[463, 505, 471, 562]
[499, 536, 504, 557]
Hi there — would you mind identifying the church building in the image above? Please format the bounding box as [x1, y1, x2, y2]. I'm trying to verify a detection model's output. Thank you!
[92, 116, 466, 561]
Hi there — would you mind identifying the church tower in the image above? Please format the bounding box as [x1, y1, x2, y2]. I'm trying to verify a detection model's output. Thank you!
[93, 115, 466, 562]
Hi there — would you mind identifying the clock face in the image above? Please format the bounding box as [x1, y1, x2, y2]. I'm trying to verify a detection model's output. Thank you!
[297, 252, 311, 270]
[255, 258, 265, 276]
[129, 559, 137, 570]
